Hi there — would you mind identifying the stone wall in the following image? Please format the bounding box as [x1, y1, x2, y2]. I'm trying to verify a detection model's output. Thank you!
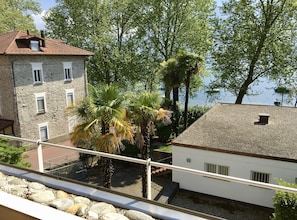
[0, 57, 16, 123]
[7, 55, 87, 141]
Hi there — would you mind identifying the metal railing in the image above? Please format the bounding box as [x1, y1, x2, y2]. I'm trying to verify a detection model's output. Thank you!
[1, 134, 297, 200]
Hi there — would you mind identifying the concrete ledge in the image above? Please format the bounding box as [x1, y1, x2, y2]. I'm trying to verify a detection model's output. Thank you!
[155, 182, 179, 204]
[0, 191, 83, 220]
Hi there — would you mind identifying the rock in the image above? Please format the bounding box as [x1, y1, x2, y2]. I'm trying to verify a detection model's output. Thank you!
[124, 210, 155, 220]
[56, 190, 69, 198]
[50, 198, 74, 211]
[100, 213, 129, 220]
[89, 202, 116, 217]
[8, 177, 25, 185]
[74, 196, 91, 205]
[87, 211, 99, 219]
[0, 172, 3, 179]
[0, 179, 7, 187]
[66, 203, 88, 215]
[77, 205, 88, 217]
[29, 182, 46, 191]
[29, 190, 55, 203]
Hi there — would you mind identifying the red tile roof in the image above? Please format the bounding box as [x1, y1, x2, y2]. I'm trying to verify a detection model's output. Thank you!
[0, 31, 94, 56]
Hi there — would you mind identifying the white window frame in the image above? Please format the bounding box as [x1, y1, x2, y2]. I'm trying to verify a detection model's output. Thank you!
[39, 122, 49, 141]
[204, 163, 229, 176]
[251, 171, 270, 183]
[65, 89, 74, 106]
[68, 116, 77, 133]
[31, 63, 43, 84]
[30, 40, 40, 51]
[35, 92, 46, 114]
[63, 62, 73, 81]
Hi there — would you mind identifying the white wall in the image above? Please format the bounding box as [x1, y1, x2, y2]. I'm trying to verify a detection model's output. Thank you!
[172, 146, 297, 208]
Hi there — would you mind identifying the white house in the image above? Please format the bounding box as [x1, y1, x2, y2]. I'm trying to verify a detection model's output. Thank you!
[172, 103, 297, 208]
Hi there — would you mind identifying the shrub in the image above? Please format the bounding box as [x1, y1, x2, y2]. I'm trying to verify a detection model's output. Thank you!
[0, 138, 30, 168]
[271, 179, 297, 220]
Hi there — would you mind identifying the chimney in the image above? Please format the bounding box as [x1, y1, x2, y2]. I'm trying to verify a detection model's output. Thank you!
[258, 113, 270, 125]
[40, 30, 46, 47]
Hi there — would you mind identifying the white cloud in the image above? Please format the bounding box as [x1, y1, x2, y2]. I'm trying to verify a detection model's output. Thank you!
[32, 10, 46, 30]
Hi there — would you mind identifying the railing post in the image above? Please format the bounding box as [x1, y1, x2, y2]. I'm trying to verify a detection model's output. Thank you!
[37, 140, 44, 173]
[146, 158, 151, 200]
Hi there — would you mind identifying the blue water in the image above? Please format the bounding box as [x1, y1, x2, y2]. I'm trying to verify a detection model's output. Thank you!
[182, 78, 295, 107]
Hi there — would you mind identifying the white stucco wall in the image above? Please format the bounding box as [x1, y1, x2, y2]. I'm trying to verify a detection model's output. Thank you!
[172, 146, 297, 208]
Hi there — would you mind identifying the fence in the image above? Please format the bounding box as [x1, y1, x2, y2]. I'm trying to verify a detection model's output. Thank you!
[1, 134, 297, 200]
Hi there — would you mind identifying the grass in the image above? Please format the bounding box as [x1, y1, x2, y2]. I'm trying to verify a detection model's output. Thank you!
[154, 145, 172, 153]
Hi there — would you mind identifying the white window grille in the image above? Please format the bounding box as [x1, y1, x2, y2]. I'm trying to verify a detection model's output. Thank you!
[205, 163, 229, 176]
[251, 171, 270, 183]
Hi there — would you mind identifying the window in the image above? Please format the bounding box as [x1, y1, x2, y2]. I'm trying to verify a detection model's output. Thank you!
[205, 163, 229, 176]
[251, 171, 270, 183]
[35, 93, 46, 113]
[39, 123, 48, 141]
[31, 63, 43, 84]
[68, 116, 76, 133]
[63, 62, 73, 81]
[30, 40, 39, 51]
[65, 89, 74, 106]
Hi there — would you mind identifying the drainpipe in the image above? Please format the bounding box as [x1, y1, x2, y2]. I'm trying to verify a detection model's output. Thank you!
[10, 59, 19, 137]
[84, 59, 88, 97]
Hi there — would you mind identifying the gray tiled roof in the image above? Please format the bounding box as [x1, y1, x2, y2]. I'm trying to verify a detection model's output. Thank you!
[172, 103, 297, 162]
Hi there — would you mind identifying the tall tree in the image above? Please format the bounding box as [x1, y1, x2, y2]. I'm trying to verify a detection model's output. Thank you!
[44, 0, 148, 89]
[0, 0, 40, 33]
[211, 0, 297, 104]
[136, 0, 214, 99]
[69, 84, 134, 188]
[128, 92, 171, 198]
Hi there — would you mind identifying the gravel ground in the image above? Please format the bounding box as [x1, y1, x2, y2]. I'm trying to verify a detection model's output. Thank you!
[170, 189, 274, 220]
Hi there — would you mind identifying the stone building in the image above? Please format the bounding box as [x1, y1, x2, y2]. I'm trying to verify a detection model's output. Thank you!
[0, 30, 93, 143]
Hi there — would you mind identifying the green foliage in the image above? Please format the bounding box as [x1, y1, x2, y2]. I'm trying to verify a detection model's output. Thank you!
[0, 0, 40, 34]
[155, 122, 173, 143]
[44, 0, 213, 91]
[272, 179, 297, 220]
[0, 138, 30, 168]
[211, 0, 297, 104]
[179, 106, 210, 131]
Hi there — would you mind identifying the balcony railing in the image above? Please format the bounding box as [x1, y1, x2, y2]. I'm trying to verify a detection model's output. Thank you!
[1, 134, 297, 200]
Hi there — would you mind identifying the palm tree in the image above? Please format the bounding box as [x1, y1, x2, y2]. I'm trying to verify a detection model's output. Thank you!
[69, 84, 134, 188]
[128, 92, 171, 198]
[158, 58, 184, 136]
[158, 51, 203, 132]
[175, 51, 203, 129]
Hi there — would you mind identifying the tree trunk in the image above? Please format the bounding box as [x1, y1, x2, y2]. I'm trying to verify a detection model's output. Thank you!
[235, 69, 254, 104]
[141, 121, 150, 198]
[101, 157, 113, 188]
[184, 72, 190, 129]
[172, 87, 179, 136]
[101, 120, 113, 189]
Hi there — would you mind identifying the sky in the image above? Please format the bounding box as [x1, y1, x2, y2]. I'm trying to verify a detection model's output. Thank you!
[33, 0, 57, 30]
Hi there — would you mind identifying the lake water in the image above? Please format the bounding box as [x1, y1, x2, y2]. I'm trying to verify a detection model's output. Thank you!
[183, 78, 295, 107]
